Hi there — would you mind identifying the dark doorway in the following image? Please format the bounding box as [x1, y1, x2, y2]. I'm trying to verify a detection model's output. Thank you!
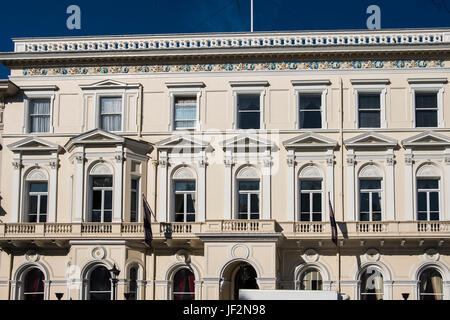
[233, 263, 258, 300]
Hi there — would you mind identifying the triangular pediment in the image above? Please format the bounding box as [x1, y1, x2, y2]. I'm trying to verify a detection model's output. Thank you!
[402, 131, 450, 148]
[156, 135, 212, 151]
[64, 129, 125, 152]
[220, 134, 276, 151]
[345, 132, 397, 148]
[79, 79, 140, 90]
[283, 132, 337, 149]
[8, 137, 61, 153]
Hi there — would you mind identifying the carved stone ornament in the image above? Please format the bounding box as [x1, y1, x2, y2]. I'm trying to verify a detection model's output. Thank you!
[231, 244, 250, 259]
[75, 155, 84, 164]
[424, 248, 440, 261]
[91, 247, 106, 260]
[386, 157, 394, 166]
[405, 155, 413, 165]
[25, 250, 40, 263]
[12, 161, 21, 169]
[302, 249, 319, 263]
[326, 157, 334, 166]
[346, 156, 355, 166]
[287, 156, 295, 167]
[364, 248, 380, 262]
[49, 160, 58, 169]
[175, 249, 191, 263]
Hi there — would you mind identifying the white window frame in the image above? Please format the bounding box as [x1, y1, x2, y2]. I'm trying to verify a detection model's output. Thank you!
[172, 179, 197, 222]
[236, 178, 261, 220]
[96, 93, 125, 132]
[416, 178, 441, 221]
[298, 179, 323, 222]
[358, 178, 383, 222]
[168, 88, 201, 131]
[294, 86, 328, 129]
[25, 181, 49, 223]
[89, 175, 114, 223]
[353, 86, 387, 129]
[232, 87, 266, 130]
[23, 92, 55, 134]
[410, 85, 444, 128]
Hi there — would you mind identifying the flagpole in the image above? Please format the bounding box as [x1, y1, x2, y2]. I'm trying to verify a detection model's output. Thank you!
[250, 0, 253, 32]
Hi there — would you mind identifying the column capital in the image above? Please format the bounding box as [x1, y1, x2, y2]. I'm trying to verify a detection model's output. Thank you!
[12, 161, 22, 170]
[405, 154, 414, 166]
[386, 156, 395, 166]
[346, 156, 355, 166]
[326, 157, 334, 166]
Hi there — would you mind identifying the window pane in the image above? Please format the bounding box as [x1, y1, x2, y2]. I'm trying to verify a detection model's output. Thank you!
[238, 112, 260, 129]
[372, 212, 382, 221]
[104, 191, 112, 209]
[238, 94, 260, 111]
[417, 192, 427, 212]
[312, 213, 322, 222]
[372, 192, 381, 212]
[299, 94, 321, 110]
[300, 213, 310, 221]
[175, 101, 196, 120]
[250, 194, 259, 213]
[101, 114, 122, 131]
[429, 192, 439, 212]
[92, 191, 102, 210]
[100, 97, 122, 131]
[360, 192, 369, 212]
[186, 194, 196, 214]
[175, 213, 185, 222]
[300, 193, 310, 213]
[359, 111, 380, 128]
[360, 180, 381, 189]
[29, 195, 38, 214]
[359, 93, 380, 109]
[312, 193, 321, 213]
[175, 120, 196, 129]
[90, 266, 111, 292]
[103, 210, 112, 223]
[430, 212, 440, 221]
[239, 181, 259, 191]
[175, 181, 196, 191]
[250, 213, 260, 219]
[30, 182, 48, 193]
[40, 195, 48, 214]
[415, 93, 437, 108]
[93, 176, 113, 188]
[239, 194, 248, 213]
[29, 99, 50, 133]
[100, 97, 122, 113]
[186, 214, 196, 222]
[299, 111, 322, 128]
[416, 110, 437, 127]
[300, 180, 321, 191]
[175, 194, 184, 214]
[91, 210, 101, 222]
[417, 179, 438, 189]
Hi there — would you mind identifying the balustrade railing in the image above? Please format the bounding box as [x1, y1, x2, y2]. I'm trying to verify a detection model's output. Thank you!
[295, 222, 325, 233]
[356, 222, 388, 233]
[222, 220, 260, 232]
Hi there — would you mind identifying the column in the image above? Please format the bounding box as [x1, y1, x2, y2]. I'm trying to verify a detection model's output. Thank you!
[158, 151, 168, 222]
[445, 152, 450, 220]
[224, 150, 233, 220]
[262, 152, 271, 220]
[11, 155, 22, 223]
[346, 152, 356, 221]
[326, 151, 334, 221]
[386, 152, 395, 221]
[48, 154, 58, 223]
[287, 150, 295, 221]
[113, 146, 124, 223]
[73, 148, 85, 222]
[198, 157, 207, 222]
[405, 152, 414, 220]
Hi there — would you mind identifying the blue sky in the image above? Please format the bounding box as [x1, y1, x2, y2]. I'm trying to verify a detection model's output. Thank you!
[0, 0, 449, 77]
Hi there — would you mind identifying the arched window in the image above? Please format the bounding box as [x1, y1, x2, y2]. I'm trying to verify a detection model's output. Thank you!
[298, 268, 323, 290]
[236, 167, 260, 220]
[298, 166, 323, 222]
[416, 165, 441, 221]
[358, 165, 383, 221]
[359, 266, 384, 300]
[173, 268, 195, 300]
[24, 169, 48, 223]
[88, 266, 111, 300]
[89, 163, 113, 222]
[22, 268, 45, 300]
[419, 267, 443, 300]
[172, 167, 196, 222]
[128, 265, 138, 300]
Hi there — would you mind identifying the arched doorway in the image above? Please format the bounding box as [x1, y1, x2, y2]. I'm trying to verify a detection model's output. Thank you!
[87, 265, 111, 300]
[220, 261, 259, 300]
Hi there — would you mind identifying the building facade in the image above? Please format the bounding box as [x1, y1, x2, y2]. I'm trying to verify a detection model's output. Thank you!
[0, 28, 449, 300]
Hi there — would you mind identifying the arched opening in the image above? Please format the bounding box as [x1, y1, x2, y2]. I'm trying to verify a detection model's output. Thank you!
[24, 168, 49, 223]
[88, 163, 114, 223]
[419, 267, 443, 300]
[88, 265, 111, 300]
[128, 265, 138, 300]
[172, 167, 197, 222]
[358, 165, 383, 222]
[298, 166, 323, 222]
[359, 266, 384, 300]
[22, 268, 45, 300]
[298, 268, 323, 290]
[233, 263, 258, 299]
[236, 166, 261, 220]
[172, 268, 195, 300]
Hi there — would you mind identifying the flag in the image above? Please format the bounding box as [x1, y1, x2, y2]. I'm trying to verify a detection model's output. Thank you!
[329, 195, 338, 246]
[142, 194, 153, 247]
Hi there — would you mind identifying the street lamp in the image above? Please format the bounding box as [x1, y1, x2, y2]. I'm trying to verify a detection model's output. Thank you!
[109, 264, 120, 300]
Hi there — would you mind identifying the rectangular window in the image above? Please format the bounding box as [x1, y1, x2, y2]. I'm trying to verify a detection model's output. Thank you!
[237, 94, 260, 129]
[299, 93, 322, 129]
[100, 97, 122, 131]
[359, 179, 382, 221]
[29, 98, 51, 133]
[299, 180, 322, 221]
[174, 181, 196, 222]
[174, 96, 197, 129]
[27, 182, 48, 223]
[417, 179, 439, 221]
[91, 176, 113, 222]
[237, 180, 260, 219]
[358, 93, 381, 128]
[415, 92, 438, 128]
[130, 178, 140, 222]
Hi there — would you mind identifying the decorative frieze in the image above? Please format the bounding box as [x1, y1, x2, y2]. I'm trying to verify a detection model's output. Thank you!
[22, 59, 445, 77]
